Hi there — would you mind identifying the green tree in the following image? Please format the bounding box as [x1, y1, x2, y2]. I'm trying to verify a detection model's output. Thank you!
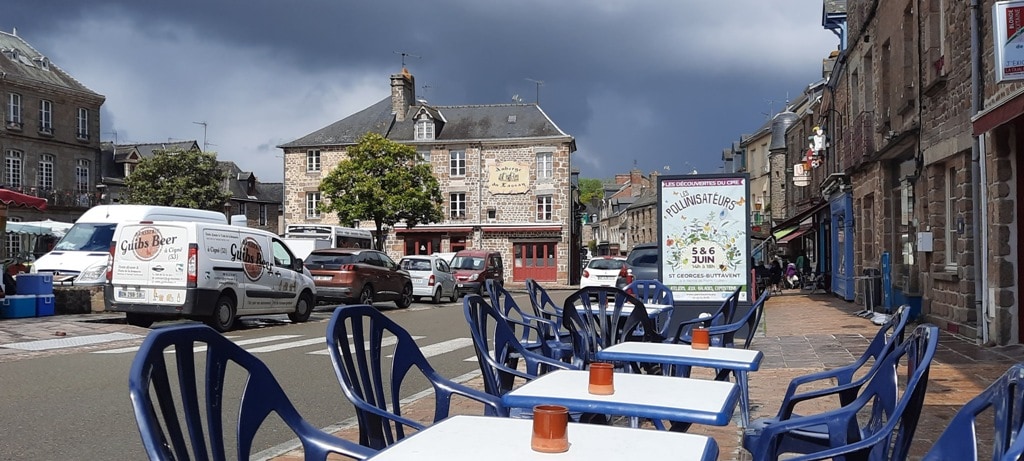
[121, 148, 231, 211]
[319, 133, 443, 250]
[578, 178, 604, 204]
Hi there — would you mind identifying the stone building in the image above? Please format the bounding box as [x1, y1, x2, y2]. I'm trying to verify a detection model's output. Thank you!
[278, 69, 577, 285]
[0, 29, 105, 256]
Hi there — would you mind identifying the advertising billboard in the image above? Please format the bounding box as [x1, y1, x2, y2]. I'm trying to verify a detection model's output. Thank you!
[659, 173, 751, 303]
[995, 1, 1024, 82]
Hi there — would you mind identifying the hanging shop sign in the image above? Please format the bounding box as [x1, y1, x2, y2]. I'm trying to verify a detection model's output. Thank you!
[994, 1, 1024, 82]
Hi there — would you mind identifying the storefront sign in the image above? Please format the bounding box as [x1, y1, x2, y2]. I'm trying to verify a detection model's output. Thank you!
[660, 174, 750, 302]
[488, 162, 529, 194]
[994, 1, 1024, 82]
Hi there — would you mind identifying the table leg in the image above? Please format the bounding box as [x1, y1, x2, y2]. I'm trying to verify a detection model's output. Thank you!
[737, 370, 749, 427]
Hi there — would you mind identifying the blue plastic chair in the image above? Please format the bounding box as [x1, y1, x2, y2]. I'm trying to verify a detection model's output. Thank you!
[672, 288, 770, 350]
[128, 323, 376, 461]
[624, 279, 676, 337]
[672, 286, 743, 345]
[463, 294, 576, 397]
[525, 278, 571, 339]
[561, 286, 663, 369]
[485, 279, 568, 360]
[749, 304, 910, 434]
[743, 323, 938, 461]
[922, 362, 1024, 461]
[327, 304, 505, 450]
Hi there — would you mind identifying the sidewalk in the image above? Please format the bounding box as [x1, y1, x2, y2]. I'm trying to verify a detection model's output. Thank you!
[271, 290, 1024, 460]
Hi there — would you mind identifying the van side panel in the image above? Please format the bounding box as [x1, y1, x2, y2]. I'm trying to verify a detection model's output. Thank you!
[201, 226, 253, 308]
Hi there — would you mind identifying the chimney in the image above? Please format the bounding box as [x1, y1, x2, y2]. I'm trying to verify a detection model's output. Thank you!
[391, 68, 415, 122]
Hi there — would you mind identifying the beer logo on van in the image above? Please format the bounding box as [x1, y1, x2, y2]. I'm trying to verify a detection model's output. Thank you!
[236, 237, 267, 281]
[123, 227, 166, 261]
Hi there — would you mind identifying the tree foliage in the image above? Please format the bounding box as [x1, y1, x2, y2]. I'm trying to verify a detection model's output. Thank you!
[121, 148, 231, 211]
[578, 178, 604, 204]
[319, 133, 444, 250]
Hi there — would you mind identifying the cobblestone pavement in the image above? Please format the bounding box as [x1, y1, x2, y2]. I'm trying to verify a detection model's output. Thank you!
[259, 290, 1024, 460]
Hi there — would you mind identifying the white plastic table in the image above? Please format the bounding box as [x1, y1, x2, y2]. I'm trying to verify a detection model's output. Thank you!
[501, 369, 739, 427]
[365, 415, 719, 460]
[595, 342, 763, 427]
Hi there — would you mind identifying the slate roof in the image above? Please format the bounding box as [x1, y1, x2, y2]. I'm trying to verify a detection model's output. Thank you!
[279, 98, 572, 149]
[0, 31, 102, 99]
[218, 161, 282, 204]
[101, 141, 201, 181]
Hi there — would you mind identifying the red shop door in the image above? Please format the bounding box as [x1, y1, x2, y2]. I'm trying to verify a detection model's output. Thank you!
[513, 242, 557, 282]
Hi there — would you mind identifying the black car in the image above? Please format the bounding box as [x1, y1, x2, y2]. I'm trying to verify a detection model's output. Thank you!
[625, 243, 660, 282]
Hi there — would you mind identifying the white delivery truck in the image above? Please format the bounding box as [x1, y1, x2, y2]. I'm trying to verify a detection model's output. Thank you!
[32, 205, 227, 286]
[105, 221, 317, 331]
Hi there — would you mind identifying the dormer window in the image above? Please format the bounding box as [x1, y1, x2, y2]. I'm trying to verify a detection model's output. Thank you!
[415, 117, 434, 141]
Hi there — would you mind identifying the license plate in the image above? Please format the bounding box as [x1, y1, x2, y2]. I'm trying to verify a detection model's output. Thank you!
[314, 276, 332, 281]
[457, 283, 465, 288]
[118, 289, 145, 300]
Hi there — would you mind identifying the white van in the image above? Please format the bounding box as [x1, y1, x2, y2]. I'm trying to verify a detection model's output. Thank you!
[33, 205, 227, 286]
[104, 221, 316, 331]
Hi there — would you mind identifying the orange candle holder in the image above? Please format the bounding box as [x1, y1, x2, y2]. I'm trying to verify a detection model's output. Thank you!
[588, 362, 615, 395]
[531, 404, 570, 453]
[692, 327, 711, 350]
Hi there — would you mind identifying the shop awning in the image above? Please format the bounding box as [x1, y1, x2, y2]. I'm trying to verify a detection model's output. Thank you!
[777, 224, 814, 245]
[0, 189, 47, 211]
[395, 226, 472, 234]
[769, 200, 828, 235]
[772, 226, 797, 240]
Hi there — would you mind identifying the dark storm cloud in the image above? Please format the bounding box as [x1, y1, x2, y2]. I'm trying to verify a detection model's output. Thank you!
[3, 1, 838, 181]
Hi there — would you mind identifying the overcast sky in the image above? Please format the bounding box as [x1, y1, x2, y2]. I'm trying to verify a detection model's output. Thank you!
[4, 1, 838, 183]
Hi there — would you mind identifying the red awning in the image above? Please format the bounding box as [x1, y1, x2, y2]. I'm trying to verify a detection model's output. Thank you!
[777, 224, 813, 245]
[0, 190, 47, 211]
[482, 226, 561, 233]
[395, 226, 472, 234]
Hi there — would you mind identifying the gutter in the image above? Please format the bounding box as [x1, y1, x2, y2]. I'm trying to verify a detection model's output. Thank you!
[970, 0, 990, 344]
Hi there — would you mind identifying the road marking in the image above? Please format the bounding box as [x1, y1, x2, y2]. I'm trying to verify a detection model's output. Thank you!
[387, 338, 473, 359]
[94, 334, 301, 354]
[307, 335, 424, 355]
[2, 332, 144, 351]
[246, 337, 327, 353]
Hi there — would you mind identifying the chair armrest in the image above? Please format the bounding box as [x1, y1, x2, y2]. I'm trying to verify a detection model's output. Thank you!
[751, 404, 863, 460]
[778, 379, 866, 419]
[671, 313, 723, 343]
[434, 376, 508, 417]
[354, 401, 427, 432]
[294, 424, 378, 460]
[775, 364, 862, 417]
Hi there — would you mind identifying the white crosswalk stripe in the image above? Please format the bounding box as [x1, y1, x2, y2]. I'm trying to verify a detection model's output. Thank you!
[386, 338, 473, 359]
[94, 334, 296, 354]
[307, 335, 424, 355]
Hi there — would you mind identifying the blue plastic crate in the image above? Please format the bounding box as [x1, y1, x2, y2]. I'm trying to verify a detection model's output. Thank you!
[36, 294, 55, 316]
[1, 295, 36, 318]
[16, 274, 53, 295]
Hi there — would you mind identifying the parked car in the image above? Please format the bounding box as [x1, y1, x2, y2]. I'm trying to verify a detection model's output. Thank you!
[399, 255, 458, 304]
[450, 249, 504, 297]
[626, 242, 660, 282]
[305, 248, 413, 308]
[579, 256, 631, 289]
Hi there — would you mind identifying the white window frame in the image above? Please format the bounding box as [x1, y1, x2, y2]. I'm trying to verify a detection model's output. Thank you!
[415, 118, 435, 141]
[944, 166, 957, 270]
[306, 192, 321, 218]
[450, 193, 466, 219]
[536, 195, 553, 221]
[259, 204, 268, 226]
[75, 159, 90, 193]
[5, 150, 21, 188]
[76, 108, 88, 139]
[6, 216, 21, 259]
[38, 154, 54, 190]
[418, 150, 431, 164]
[238, 202, 247, 216]
[306, 150, 321, 172]
[8, 93, 21, 124]
[537, 151, 553, 181]
[450, 150, 466, 177]
[39, 99, 52, 133]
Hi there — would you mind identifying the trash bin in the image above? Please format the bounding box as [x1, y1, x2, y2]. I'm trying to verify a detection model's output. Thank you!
[862, 268, 882, 310]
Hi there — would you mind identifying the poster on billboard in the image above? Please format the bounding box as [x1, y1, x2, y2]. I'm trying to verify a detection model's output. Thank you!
[659, 173, 751, 303]
[994, 0, 1024, 82]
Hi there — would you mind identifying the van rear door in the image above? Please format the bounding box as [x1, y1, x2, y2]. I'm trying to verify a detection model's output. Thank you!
[110, 223, 189, 305]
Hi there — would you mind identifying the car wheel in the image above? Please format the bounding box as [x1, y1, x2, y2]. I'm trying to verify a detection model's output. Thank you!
[449, 287, 458, 303]
[358, 285, 374, 306]
[207, 295, 237, 332]
[395, 283, 413, 309]
[431, 287, 442, 304]
[125, 313, 154, 328]
[288, 293, 313, 323]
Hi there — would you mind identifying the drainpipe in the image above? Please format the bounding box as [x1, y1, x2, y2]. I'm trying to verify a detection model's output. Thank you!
[970, 0, 989, 344]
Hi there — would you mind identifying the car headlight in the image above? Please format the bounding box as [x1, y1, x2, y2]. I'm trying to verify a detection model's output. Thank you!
[468, 273, 479, 281]
[79, 263, 109, 283]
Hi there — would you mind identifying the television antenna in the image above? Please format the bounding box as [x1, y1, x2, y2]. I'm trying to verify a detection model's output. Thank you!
[394, 51, 421, 68]
[525, 78, 544, 104]
[192, 121, 208, 151]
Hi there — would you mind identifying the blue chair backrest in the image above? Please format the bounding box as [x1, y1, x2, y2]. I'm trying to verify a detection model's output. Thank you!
[923, 363, 1024, 461]
[562, 286, 660, 367]
[327, 304, 504, 449]
[128, 323, 376, 461]
[714, 288, 770, 349]
[625, 279, 674, 306]
[525, 278, 564, 329]
[486, 279, 551, 345]
[463, 294, 575, 396]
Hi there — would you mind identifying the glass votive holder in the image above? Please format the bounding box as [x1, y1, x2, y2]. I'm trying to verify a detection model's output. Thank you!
[588, 362, 615, 395]
[692, 327, 711, 350]
[531, 404, 569, 453]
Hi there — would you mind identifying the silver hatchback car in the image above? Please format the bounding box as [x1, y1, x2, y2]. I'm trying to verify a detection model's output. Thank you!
[399, 255, 458, 304]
